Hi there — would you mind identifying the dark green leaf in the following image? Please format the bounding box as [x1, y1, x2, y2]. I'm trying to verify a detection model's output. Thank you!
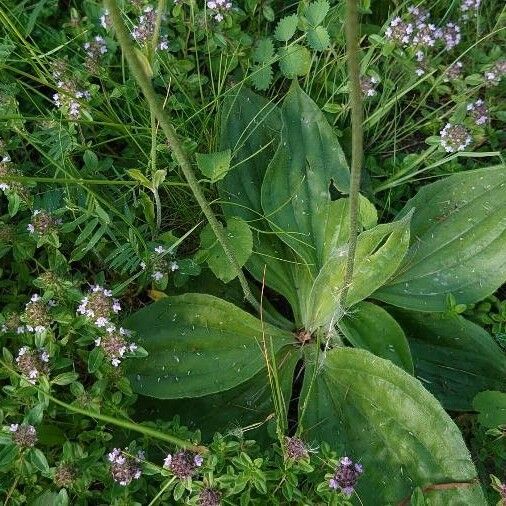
[300, 347, 485, 504]
[375, 166, 506, 311]
[339, 301, 413, 373]
[391, 309, 506, 410]
[473, 391, 506, 428]
[125, 294, 294, 398]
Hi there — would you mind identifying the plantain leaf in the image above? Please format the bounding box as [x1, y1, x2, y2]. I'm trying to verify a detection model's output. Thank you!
[307, 213, 411, 329]
[134, 347, 299, 444]
[299, 347, 485, 504]
[374, 166, 506, 311]
[261, 81, 350, 271]
[218, 87, 300, 312]
[338, 301, 413, 373]
[390, 309, 506, 411]
[199, 217, 253, 283]
[473, 391, 506, 428]
[124, 294, 294, 399]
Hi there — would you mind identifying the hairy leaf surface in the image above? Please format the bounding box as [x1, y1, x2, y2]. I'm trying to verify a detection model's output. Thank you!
[375, 166, 506, 311]
[299, 347, 485, 504]
[390, 309, 506, 410]
[124, 294, 294, 398]
[339, 301, 413, 373]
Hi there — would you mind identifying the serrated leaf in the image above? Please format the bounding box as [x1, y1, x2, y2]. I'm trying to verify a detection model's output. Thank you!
[250, 64, 273, 91]
[339, 301, 413, 372]
[196, 149, 232, 182]
[300, 347, 485, 504]
[306, 26, 330, 51]
[200, 217, 253, 283]
[473, 391, 506, 428]
[274, 14, 299, 42]
[124, 294, 294, 398]
[304, 0, 330, 26]
[252, 38, 274, 63]
[278, 44, 311, 78]
[375, 166, 506, 311]
[390, 309, 506, 411]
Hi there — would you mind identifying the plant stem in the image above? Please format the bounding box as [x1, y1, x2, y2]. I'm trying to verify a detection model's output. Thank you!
[105, 0, 259, 311]
[339, 0, 363, 308]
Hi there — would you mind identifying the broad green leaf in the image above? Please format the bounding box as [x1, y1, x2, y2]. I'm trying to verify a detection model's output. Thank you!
[390, 309, 506, 411]
[278, 45, 312, 78]
[124, 294, 294, 398]
[261, 81, 350, 270]
[306, 26, 330, 51]
[274, 14, 299, 42]
[196, 149, 232, 182]
[305, 0, 330, 26]
[200, 217, 253, 283]
[299, 347, 485, 504]
[218, 87, 299, 312]
[0, 444, 18, 468]
[473, 391, 506, 428]
[375, 166, 506, 311]
[307, 214, 411, 328]
[29, 448, 50, 473]
[134, 347, 299, 444]
[338, 301, 413, 373]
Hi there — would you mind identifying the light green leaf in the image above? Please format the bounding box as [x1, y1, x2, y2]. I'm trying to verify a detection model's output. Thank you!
[127, 169, 151, 188]
[473, 391, 506, 428]
[196, 149, 232, 182]
[375, 166, 506, 311]
[306, 26, 330, 51]
[274, 14, 299, 42]
[390, 309, 506, 411]
[200, 217, 253, 283]
[304, 0, 330, 26]
[278, 45, 312, 78]
[124, 294, 294, 399]
[307, 214, 411, 328]
[261, 81, 350, 270]
[339, 301, 413, 373]
[152, 169, 166, 188]
[299, 347, 485, 504]
[29, 448, 50, 473]
[52, 372, 79, 386]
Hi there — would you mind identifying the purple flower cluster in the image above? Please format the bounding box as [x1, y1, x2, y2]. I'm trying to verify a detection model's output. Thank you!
[84, 36, 108, 72]
[163, 451, 204, 479]
[207, 0, 232, 22]
[95, 325, 138, 367]
[467, 99, 488, 126]
[108, 448, 144, 486]
[199, 488, 222, 506]
[27, 209, 61, 236]
[22, 294, 55, 334]
[140, 245, 179, 282]
[10, 424, 38, 448]
[440, 123, 472, 153]
[329, 456, 363, 497]
[360, 76, 379, 97]
[461, 0, 481, 20]
[77, 285, 121, 328]
[16, 346, 50, 383]
[285, 436, 309, 460]
[444, 61, 463, 82]
[485, 60, 506, 86]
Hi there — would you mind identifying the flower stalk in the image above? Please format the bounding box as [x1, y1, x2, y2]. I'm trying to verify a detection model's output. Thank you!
[104, 0, 259, 311]
[340, 0, 364, 308]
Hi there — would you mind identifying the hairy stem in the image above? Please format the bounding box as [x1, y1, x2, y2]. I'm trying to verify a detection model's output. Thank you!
[340, 0, 363, 308]
[105, 0, 259, 310]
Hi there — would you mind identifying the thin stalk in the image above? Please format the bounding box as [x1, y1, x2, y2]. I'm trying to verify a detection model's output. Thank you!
[105, 0, 259, 311]
[0, 359, 205, 452]
[339, 0, 363, 308]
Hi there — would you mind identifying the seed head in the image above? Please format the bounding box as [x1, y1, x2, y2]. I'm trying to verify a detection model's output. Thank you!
[16, 346, 49, 383]
[53, 464, 76, 488]
[23, 294, 52, 333]
[77, 285, 120, 327]
[467, 99, 488, 126]
[285, 436, 309, 461]
[95, 326, 137, 367]
[10, 424, 38, 449]
[27, 209, 60, 235]
[199, 487, 221, 506]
